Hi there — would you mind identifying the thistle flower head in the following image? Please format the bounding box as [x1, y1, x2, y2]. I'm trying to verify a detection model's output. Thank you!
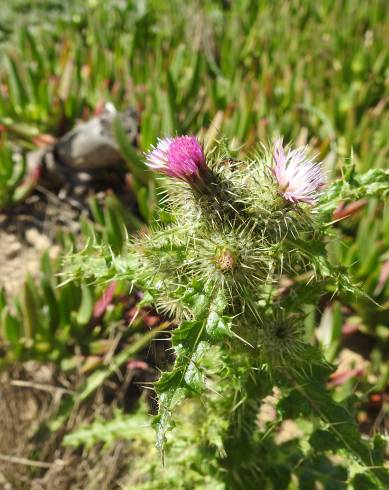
[145, 135, 210, 184]
[272, 139, 324, 204]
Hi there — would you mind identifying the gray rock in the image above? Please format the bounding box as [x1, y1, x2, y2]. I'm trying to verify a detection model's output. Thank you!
[53, 105, 138, 170]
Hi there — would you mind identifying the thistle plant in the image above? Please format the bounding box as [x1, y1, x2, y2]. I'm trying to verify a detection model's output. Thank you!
[66, 134, 389, 489]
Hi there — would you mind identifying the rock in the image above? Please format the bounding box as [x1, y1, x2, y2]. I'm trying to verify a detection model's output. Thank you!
[53, 105, 138, 170]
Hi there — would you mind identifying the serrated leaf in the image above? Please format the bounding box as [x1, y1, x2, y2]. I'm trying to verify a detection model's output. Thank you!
[154, 288, 229, 458]
[206, 311, 232, 341]
[63, 409, 152, 449]
[297, 454, 348, 490]
[371, 433, 388, 466]
[351, 473, 377, 490]
[277, 390, 312, 419]
[309, 429, 342, 453]
[284, 360, 388, 488]
[318, 169, 389, 219]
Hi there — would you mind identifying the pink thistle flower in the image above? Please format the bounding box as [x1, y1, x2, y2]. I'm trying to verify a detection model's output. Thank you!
[145, 136, 211, 185]
[272, 139, 325, 205]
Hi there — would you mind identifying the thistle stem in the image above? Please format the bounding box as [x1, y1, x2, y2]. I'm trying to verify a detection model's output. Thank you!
[220, 348, 272, 488]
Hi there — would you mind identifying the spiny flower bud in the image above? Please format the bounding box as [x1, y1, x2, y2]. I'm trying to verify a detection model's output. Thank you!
[187, 227, 271, 304]
[145, 135, 213, 187]
[258, 313, 305, 365]
[272, 139, 325, 205]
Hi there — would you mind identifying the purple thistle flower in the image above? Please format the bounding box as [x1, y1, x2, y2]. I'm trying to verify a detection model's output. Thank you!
[145, 136, 210, 184]
[272, 139, 325, 205]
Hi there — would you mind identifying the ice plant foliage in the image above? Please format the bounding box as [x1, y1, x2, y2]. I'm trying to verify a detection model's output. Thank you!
[272, 139, 324, 204]
[67, 135, 389, 489]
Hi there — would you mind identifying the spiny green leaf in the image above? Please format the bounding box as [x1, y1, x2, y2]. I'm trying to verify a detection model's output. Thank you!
[63, 409, 153, 449]
[154, 288, 229, 458]
[278, 389, 312, 419]
[297, 454, 348, 490]
[309, 429, 343, 453]
[351, 473, 378, 490]
[285, 361, 388, 488]
[318, 169, 389, 219]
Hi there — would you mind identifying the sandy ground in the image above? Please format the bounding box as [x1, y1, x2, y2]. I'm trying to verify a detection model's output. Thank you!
[0, 191, 82, 297]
